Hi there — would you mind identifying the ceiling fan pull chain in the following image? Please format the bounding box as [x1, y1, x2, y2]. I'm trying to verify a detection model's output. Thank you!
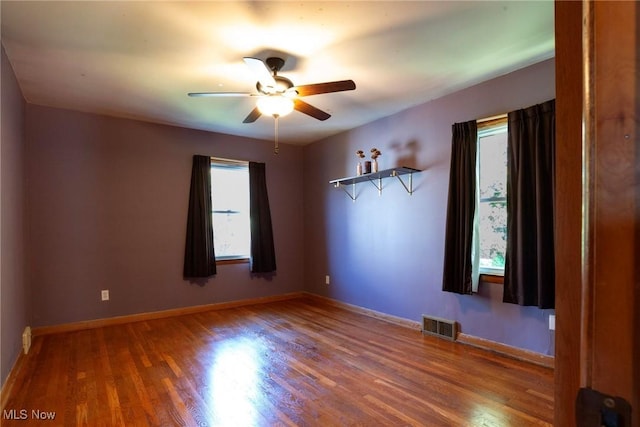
[273, 114, 279, 154]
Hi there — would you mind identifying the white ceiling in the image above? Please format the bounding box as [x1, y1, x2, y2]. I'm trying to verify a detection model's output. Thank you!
[1, 1, 554, 144]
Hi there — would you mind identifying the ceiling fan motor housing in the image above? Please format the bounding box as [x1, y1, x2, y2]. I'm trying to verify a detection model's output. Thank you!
[257, 76, 294, 94]
[266, 57, 286, 73]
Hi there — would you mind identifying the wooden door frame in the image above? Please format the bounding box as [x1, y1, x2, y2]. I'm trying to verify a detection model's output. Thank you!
[554, 1, 639, 426]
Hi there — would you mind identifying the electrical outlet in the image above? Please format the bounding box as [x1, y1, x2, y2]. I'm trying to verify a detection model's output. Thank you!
[325, 275, 330, 285]
[101, 290, 109, 301]
[549, 314, 555, 331]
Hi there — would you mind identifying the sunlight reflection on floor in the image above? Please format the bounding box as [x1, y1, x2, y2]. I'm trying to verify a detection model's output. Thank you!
[468, 403, 509, 427]
[208, 337, 264, 426]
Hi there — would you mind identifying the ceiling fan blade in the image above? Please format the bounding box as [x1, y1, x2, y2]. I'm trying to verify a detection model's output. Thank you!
[188, 92, 254, 97]
[243, 57, 277, 91]
[243, 107, 262, 123]
[293, 99, 331, 121]
[294, 80, 356, 97]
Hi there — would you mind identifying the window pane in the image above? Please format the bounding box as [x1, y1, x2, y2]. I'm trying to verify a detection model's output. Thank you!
[211, 163, 250, 259]
[478, 200, 507, 269]
[478, 124, 508, 272]
[478, 131, 507, 200]
[212, 211, 250, 258]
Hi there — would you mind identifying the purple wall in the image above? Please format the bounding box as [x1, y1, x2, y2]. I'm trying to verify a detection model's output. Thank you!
[4, 54, 557, 370]
[1, 46, 28, 384]
[25, 106, 305, 327]
[304, 59, 556, 355]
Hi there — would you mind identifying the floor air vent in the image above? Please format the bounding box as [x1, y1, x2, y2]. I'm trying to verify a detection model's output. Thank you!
[422, 315, 457, 341]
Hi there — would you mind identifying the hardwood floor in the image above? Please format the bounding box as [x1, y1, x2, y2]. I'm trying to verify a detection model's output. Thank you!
[2, 297, 553, 426]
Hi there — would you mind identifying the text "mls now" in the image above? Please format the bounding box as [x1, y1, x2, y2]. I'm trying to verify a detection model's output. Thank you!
[3, 409, 57, 420]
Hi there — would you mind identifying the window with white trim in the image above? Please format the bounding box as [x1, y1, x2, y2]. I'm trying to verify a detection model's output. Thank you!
[477, 119, 508, 275]
[210, 158, 250, 261]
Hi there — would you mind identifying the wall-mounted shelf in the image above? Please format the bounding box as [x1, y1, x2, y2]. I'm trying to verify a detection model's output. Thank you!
[329, 166, 421, 201]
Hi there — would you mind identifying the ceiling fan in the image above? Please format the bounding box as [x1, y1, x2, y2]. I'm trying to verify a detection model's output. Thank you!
[188, 57, 356, 123]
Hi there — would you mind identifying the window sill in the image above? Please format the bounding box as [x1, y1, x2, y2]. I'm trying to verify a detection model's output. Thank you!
[216, 258, 249, 265]
[480, 274, 504, 285]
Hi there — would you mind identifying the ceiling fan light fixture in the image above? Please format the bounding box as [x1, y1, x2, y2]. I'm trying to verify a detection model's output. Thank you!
[257, 95, 294, 117]
[188, 56, 355, 124]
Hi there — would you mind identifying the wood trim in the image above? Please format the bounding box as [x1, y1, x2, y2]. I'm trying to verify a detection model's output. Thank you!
[555, 3, 639, 420]
[303, 293, 422, 331]
[30, 291, 554, 375]
[477, 115, 507, 130]
[32, 292, 306, 336]
[581, 0, 596, 391]
[215, 258, 249, 265]
[305, 293, 554, 368]
[457, 333, 554, 369]
[0, 350, 26, 411]
[554, 2, 585, 425]
[210, 156, 248, 166]
[587, 0, 637, 402]
[479, 274, 504, 285]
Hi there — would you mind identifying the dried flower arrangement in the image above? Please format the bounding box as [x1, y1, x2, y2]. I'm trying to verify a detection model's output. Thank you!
[369, 148, 382, 172]
[355, 150, 365, 175]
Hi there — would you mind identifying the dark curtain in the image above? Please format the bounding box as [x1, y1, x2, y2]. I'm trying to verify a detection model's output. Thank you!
[249, 162, 277, 273]
[503, 99, 555, 308]
[442, 120, 478, 294]
[183, 155, 216, 278]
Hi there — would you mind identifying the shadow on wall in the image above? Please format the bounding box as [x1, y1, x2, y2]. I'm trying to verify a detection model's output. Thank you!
[387, 138, 434, 195]
[390, 139, 420, 169]
[390, 138, 441, 172]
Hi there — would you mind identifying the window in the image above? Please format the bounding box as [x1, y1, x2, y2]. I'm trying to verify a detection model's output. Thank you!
[477, 118, 508, 275]
[210, 158, 250, 261]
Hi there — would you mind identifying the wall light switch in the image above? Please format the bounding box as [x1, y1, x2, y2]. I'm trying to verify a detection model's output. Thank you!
[549, 314, 555, 331]
[325, 275, 330, 285]
[101, 290, 110, 301]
